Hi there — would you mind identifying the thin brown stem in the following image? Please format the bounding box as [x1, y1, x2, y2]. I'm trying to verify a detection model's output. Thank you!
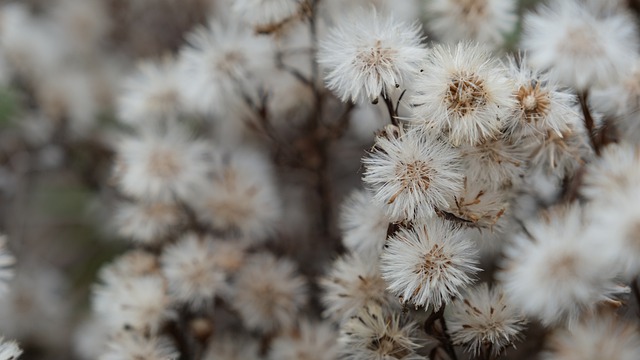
[424, 304, 459, 360]
[578, 91, 601, 156]
[381, 94, 399, 126]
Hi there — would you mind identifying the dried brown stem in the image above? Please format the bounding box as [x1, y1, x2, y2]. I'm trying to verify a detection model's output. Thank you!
[578, 91, 601, 156]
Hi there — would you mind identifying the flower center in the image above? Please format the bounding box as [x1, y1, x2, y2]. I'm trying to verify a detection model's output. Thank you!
[517, 82, 551, 122]
[147, 148, 181, 178]
[447, 74, 486, 117]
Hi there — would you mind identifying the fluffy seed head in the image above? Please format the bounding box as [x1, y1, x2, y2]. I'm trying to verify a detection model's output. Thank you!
[380, 218, 480, 309]
[318, 10, 427, 103]
[363, 127, 465, 221]
[410, 42, 515, 146]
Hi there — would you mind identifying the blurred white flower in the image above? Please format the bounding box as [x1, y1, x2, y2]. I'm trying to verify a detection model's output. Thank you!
[117, 57, 185, 127]
[522, 0, 639, 91]
[269, 319, 339, 360]
[424, 0, 517, 47]
[189, 149, 281, 242]
[543, 315, 640, 360]
[320, 252, 395, 323]
[233, 253, 308, 333]
[410, 42, 515, 146]
[381, 218, 480, 310]
[160, 233, 228, 309]
[339, 304, 425, 360]
[498, 205, 625, 327]
[363, 127, 464, 221]
[447, 283, 527, 357]
[318, 9, 427, 103]
[203, 335, 260, 360]
[460, 136, 527, 190]
[114, 127, 214, 203]
[339, 189, 390, 257]
[179, 18, 273, 115]
[112, 201, 183, 244]
[581, 142, 640, 204]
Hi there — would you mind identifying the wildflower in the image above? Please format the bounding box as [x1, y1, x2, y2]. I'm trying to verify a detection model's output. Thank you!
[581, 142, 640, 204]
[460, 136, 527, 190]
[424, 0, 517, 47]
[188, 149, 281, 242]
[160, 233, 228, 309]
[269, 319, 339, 360]
[380, 218, 480, 309]
[444, 180, 509, 229]
[318, 9, 427, 103]
[320, 252, 395, 323]
[117, 57, 184, 127]
[505, 56, 576, 138]
[447, 283, 527, 357]
[113, 127, 214, 203]
[522, 0, 639, 91]
[339, 189, 390, 257]
[363, 127, 464, 221]
[339, 304, 425, 360]
[232, 253, 308, 333]
[112, 201, 183, 245]
[544, 315, 640, 360]
[179, 18, 273, 114]
[410, 42, 515, 146]
[498, 205, 625, 327]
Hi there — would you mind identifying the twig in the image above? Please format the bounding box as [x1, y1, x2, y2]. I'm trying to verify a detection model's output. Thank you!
[578, 91, 601, 156]
[424, 305, 459, 360]
[381, 93, 399, 126]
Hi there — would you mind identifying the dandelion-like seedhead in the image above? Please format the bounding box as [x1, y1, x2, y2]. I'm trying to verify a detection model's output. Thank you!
[522, 0, 639, 91]
[339, 304, 425, 360]
[410, 42, 515, 146]
[447, 283, 527, 357]
[424, 0, 517, 48]
[339, 189, 390, 256]
[318, 10, 427, 103]
[499, 205, 625, 327]
[363, 127, 465, 221]
[543, 315, 640, 360]
[320, 252, 396, 323]
[381, 218, 480, 309]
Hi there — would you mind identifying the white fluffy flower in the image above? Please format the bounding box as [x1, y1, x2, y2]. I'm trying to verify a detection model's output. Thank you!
[592, 58, 640, 117]
[447, 283, 527, 357]
[381, 218, 480, 309]
[363, 127, 465, 221]
[93, 268, 173, 334]
[506, 56, 576, 138]
[522, 0, 639, 91]
[189, 149, 281, 242]
[117, 57, 185, 127]
[269, 319, 339, 360]
[424, 0, 517, 47]
[498, 205, 625, 327]
[544, 315, 640, 360]
[160, 233, 228, 309]
[114, 128, 214, 203]
[460, 137, 527, 190]
[444, 180, 509, 230]
[339, 189, 390, 257]
[233, 0, 301, 28]
[318, 10, 427, 103]
[410, 42, 515, 146]
[581, 142, 640, 205]
[233, 253, 308, 333]
[0, 337, 21, 360]
[320, 252, 395, 323]
[178, 18, 273, 114]
[339, 304, 425, 360]
[113, 201, 183, 244]
[99, 333, 178, 360]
